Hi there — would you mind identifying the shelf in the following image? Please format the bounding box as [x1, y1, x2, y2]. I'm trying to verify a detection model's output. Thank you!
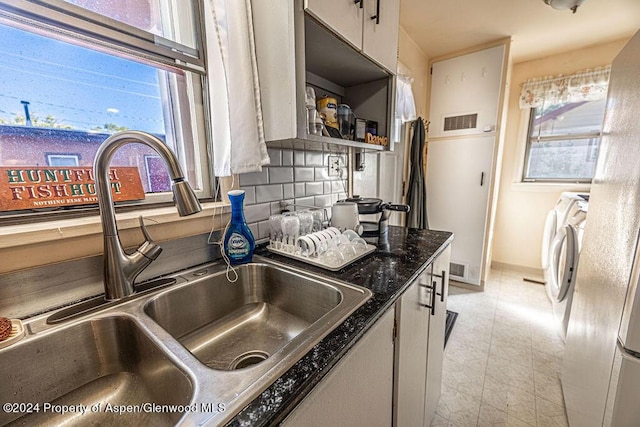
[252, 2, 395, 154]
[304, 16, 389, 87]
[265, 134, 385, 153]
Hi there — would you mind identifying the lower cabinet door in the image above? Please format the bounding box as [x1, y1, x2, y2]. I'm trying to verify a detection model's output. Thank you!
[394, 269, 431, 426]
[282, 309, 395, 427]
[424, 245, 451, 425]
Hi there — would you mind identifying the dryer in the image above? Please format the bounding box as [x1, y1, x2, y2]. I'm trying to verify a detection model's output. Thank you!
[542, 192, 589, 287]
[547, 199, 588, 340]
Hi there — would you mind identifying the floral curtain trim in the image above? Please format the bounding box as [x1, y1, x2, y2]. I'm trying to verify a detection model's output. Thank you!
[519, 65, 611, 109]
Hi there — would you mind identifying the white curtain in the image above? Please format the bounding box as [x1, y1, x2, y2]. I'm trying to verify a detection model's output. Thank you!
[519, 66, 611, 109]
[396, 74, 417, 122]
[204, 0, 270, 177]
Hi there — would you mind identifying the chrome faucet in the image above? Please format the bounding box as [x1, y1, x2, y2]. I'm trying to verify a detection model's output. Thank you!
[94, 131, 202, 300]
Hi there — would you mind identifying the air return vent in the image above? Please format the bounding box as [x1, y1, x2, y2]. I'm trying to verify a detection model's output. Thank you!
[449, 262, 466, 279]
[444, 113, 478, 131]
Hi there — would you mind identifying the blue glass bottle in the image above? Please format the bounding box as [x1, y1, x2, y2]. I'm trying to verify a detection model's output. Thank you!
[224, 190, 255, 265]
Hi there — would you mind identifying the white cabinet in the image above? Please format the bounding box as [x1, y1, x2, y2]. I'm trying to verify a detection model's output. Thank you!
[394, 245, 451, 426]
[394, 265, 430, 426]
[361, 0, 400, 73]
[252, 0, 397, 152]
[429, 45, 505, 138]
[282, 309, 395, 426]
[424, 245, 451, 424]
[305, 0, 363, 50]
[305, 0, 400, 73]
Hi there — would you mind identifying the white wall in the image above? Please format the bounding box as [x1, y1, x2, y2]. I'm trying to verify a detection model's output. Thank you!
[491, 39, 629, 272]
[398, 27, 429, 118]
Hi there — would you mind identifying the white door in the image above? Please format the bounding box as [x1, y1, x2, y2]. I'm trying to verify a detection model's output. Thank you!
[429, 45, 505, 139]
[305, 0, 363, 50]
[426, 136, 494, 286]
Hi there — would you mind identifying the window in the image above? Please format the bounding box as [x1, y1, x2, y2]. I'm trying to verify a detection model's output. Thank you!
[523, 98, 606, 182]
[0, 0, 211, 216]
[47, 154, 80, 166]
[519, 66, 610, 183]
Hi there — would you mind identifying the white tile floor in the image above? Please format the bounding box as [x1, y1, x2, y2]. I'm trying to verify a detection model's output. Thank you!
[431, 269, 569, 427]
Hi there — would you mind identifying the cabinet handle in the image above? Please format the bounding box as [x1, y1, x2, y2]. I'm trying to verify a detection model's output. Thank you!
[480, 171, 485, 186]
[370, 0, 380, 24]
[432, 270, 446, 302]
[419, 280, 436, 316]
[354, 0, 363, 8]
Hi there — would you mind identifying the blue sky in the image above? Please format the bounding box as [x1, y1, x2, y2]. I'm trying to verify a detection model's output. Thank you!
[0, 23, 165, 134]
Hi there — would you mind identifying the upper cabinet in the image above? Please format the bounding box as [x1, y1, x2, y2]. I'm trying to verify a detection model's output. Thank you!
[305, 0, 400, 73]
[304, 0, 363, 52]
[252, 0, 399, 152]
[429, 45, 506, 138]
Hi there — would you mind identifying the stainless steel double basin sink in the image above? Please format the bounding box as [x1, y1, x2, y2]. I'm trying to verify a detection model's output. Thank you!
[0, 259, 371, 426]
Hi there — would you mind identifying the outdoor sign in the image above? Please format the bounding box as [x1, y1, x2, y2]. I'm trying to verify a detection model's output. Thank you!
[0, 167, 145, 211]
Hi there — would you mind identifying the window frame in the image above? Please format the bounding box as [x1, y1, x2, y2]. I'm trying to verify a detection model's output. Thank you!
[46, 153, 81, 166]
[0, 0, 215, 222]
[521, 103, 603, 184]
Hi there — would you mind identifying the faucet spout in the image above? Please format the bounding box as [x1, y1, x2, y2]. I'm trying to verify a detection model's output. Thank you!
[94, 131, 202, 300]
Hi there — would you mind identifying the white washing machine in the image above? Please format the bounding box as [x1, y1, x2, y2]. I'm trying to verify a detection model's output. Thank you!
[542, 192, 589, 287]
[547, 199, 588, 340]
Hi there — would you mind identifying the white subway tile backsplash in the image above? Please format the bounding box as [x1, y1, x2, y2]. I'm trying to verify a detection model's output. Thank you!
[331, 180, 346, 193]
[270, 201, 282, 214]
[283, 183, 294, 199]
[282, 150, 294, 166]
[305, 181, 323, 196]
[267, 148, 282, 166]
[305, 151, 324, 166]
[256, 184, 284, 203]
[278, 199, 294, 213]
[240, 169, 269, 186]
[242, 148, 349, 232]
[295, 167, 315, 182]
[314, 195, 332, 207]
[248, 223, 259, 240]
[245, 203, 271, 223]
[295, 196, 316, 208]
[315, 167, 329, 181]
[241, 186, 256, 205]
[269, 167, 294, 184]
[257, 220, 271, 240]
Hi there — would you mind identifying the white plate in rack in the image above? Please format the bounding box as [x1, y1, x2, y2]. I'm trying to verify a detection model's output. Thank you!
[267, 244, 376, 271]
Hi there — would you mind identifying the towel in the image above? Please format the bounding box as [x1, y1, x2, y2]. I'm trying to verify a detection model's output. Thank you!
[205, 0, 270, 176]
[406, 117, 428, 229]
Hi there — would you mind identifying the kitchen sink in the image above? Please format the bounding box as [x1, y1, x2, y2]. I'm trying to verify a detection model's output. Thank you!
[0, 316, 193, 427]
[144, 263, 361, 371]
[1, 258, 371, 425]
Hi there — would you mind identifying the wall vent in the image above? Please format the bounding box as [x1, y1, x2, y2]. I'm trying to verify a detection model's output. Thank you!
[444, 113, 478, 131]
[449, 262, 466, 279]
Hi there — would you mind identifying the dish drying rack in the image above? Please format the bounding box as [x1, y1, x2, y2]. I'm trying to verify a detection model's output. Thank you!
[267, 240, 375, 271]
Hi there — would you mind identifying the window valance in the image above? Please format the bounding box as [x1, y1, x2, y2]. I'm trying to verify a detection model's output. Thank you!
[519, 66, 611, 109]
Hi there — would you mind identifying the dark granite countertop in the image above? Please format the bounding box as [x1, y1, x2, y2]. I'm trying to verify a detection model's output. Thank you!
[226, 226, 453, 427]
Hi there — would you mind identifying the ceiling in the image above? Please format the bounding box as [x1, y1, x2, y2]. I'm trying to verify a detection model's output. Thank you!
[399, 0, 640, 63]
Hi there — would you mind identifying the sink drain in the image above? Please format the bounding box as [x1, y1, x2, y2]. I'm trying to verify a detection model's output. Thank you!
[229, 351, 269, 370]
